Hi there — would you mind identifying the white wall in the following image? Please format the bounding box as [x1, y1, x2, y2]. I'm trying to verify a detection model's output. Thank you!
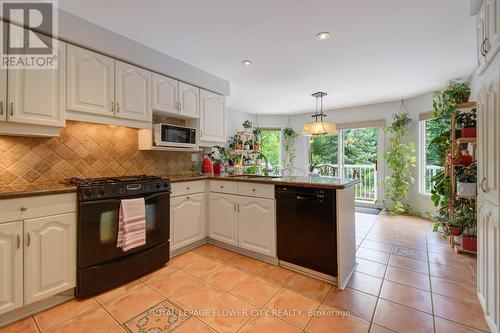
[226, 92, 438, 215]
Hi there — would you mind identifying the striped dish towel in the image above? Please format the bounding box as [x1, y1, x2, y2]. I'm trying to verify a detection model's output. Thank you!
[117, 198, 146, 252]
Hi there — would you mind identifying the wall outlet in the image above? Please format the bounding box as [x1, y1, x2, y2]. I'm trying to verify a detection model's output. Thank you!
[191, 154, 198, 162]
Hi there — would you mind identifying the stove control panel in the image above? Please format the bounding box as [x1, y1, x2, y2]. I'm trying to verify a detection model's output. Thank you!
[78, 181, 171, 201]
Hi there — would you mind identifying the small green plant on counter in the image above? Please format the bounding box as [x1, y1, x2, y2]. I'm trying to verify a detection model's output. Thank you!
[282, 127, 299, 174]
[383, 112, 416, 215]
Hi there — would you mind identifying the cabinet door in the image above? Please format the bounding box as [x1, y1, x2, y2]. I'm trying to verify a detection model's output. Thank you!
[66, 44, 115, 116]
[479, 72, 500, 206]
[478, 6, 488, 74]
[209, 193, 238, 246]
[237, 197, 276, 257]
[7, 39, 65, 127]
[152, 73, 178, 115]
[178, 82, 199, 118]
[24, 213, 76, 305]
[487, 0, 500, 62]
[0, 221, 23, 315]
[170, 193, 206, 251]
[200, 90, 225, 143]
[115, 61, 151, 122]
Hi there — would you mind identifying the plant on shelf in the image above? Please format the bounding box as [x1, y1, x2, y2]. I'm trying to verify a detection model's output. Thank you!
[253, 127, 262, 150]
[236, 137, 243, 150]
[453, 199, 477, 251]
[456, 162, 477, 197]
[383, 112, 416, 215]
[456, 108, 477, 138]
[282, 126, 299, 175]
[227, 135, 237, 150]
[242, 120, 253, 132]
[433, 80, 471, 119]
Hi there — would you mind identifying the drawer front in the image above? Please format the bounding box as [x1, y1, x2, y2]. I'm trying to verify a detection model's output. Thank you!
[238, 182, 275, 199]
[171, 180, 206, 197]
[0, 198, 24, 223]
[209, 181, 238, 195]
[21, 194, 77, 220]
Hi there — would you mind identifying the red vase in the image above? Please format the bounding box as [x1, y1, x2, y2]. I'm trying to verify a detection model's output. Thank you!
[462, 236, 477, 252]
[448, 226, 464, 236]
[461, 127, 477, 138]
[213, 163, 223, 175]
[201, 156, 214, 175]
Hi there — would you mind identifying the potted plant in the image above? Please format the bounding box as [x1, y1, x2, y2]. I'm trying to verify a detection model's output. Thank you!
[282, 126, 298, 175]
[236, 138, 243, 150]
[253, 127, 262, 151]
[456, 162, 477, 197]
[462, 227, 477, 252]
[242, 120, 253, 132]
[456, 109, 477, 138]
[243, 140, 250, 150]
[461, 202, 477, 251]
[227, 136, 237, 150]
[433, 81, 471, 119]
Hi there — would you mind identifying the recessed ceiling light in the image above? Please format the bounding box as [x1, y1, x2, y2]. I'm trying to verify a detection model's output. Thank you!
[315, 32, 330, 40]
[242, 59, 252, 66]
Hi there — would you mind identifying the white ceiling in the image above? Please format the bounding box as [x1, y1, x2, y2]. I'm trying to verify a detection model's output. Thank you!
[58, 0, 475, 115]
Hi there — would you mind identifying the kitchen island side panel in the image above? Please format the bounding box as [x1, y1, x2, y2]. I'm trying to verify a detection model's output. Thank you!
[336, 186, 357, 290]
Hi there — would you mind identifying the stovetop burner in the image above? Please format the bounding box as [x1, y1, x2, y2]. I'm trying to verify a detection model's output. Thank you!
[67, 175, 161, 186]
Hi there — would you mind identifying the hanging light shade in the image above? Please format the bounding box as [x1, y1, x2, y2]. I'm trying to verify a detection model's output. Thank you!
[301, 92, 337, 136]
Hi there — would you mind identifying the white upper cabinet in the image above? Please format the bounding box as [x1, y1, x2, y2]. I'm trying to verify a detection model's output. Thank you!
[152, 73, 178, 115]
[67, 45, 115, 117]
[238, 197, 276, 257]
[115, 61, 152, 122]
[200, 89, 225, 143]
[0, 67, 6, 123]
[24, 213, 76, 305]
[487, 0, 500, 62]
[0, 221, 23, 316]
[7, 42, 66, 127]
[478, 7, 488, 73]
[179, 82, 199, 118]
[170, 193, 206, 251]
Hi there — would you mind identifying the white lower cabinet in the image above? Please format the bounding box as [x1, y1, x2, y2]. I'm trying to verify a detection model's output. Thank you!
[0, 221, 23, 315]
[238, 197, 276, 257]
[170, 193, 206, 251]
[208, 186, 276, 257]
[24, 213, 76, 304]
[209, 193, 238, 246]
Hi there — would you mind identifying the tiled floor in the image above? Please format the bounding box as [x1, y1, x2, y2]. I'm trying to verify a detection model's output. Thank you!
[0, 213, 488, 333]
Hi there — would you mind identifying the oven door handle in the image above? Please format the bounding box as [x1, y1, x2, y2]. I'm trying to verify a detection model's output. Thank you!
[80, 198, 122, 206]
[80, 191, 169, 205]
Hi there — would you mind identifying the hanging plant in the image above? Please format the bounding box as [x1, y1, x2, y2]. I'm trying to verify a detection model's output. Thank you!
[282, 126, 298, 174]
[383, 112, 416, 215]
[242, 120, 253, 131]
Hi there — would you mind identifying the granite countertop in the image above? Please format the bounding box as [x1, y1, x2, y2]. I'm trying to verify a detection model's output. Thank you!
[0, 182, 77, 199]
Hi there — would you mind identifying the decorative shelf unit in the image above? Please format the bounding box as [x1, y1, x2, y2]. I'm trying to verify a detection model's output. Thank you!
[230, 131, 263, 173]
[447, 102, 477, 255]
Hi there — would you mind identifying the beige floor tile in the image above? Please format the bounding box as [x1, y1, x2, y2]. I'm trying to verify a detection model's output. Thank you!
[373, 299, 433, 333]
[224, 255, 268, 274]
[428, 252, 469, 268]
[429, 263, 475, 285]
[306, 304, 370, 333]
[169, 251, 203, 268]
[34, 298, 100, 331]
[95, 280, 143, 304]
[284, 274, 332, 302]
[323, 287, 377, 321]
[263, 288, 319, 328]
[434, 317, 487, 333]
[230, 276, 280, 307]
[254, 264, 295, 286]
[46, 307, 118, 333]
[139, 264, 176, 283]
[181, 256, 222, 280]
[238, 315, 302, 333]
[430, 276, 479, 304]
[124, 299, 188, 333]
[432, 294, 490, 331]
[356, 248, 390, 264]
[104, 326, 127, 333]
[102, 285, 164, 323]
[175, 317, 217, 333]
[388, 255, 429, 274]
[346, 272, 383, 296]
[384, 266, 430, 291]
[144, 268, 198, 297]
[198, 293, 257, 333]
[360, 239, 393, 253]
[170, 281, 224, 311]
[379, 280, 432, 314]
[369, 324, 397, 333]
[205, 264, 249, 291]
[0, 317, 39, 333]
[356, 258, 387, 278]
[191, 244, 238, 262]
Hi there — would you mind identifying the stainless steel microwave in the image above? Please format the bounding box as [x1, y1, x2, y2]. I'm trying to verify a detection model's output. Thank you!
[153, 123, 197, 148]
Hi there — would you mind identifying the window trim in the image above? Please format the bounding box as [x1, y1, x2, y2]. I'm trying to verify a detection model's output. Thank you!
[418, 115, 442, 196]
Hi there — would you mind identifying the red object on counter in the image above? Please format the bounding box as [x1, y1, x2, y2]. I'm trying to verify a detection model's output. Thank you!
[213, 162, 224, 175]
[461, 127, 477, 138]
[202, 155, 214, 174]
[462, 236, 477, 252]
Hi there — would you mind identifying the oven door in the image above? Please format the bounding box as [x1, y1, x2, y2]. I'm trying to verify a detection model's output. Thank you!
[78, 192, 170, 269]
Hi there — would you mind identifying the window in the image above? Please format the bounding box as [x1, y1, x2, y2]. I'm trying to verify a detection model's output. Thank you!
[419, 117, 449, 195]
[260, 129, 281, 172]
[310, 135, 339, 172]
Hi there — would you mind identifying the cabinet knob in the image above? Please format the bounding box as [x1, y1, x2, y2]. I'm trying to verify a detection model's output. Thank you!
[26, 233, 31, 247]
[186, 196, 190, 200]
[116, 102, 120, 113]
[252, 188, 256, 192]
[16, 235, 20, 249]
[0, 101, 3, 115]
[111, 101, 114, 112]
[186, 187, 190, 190]
[10, 102, 13, 116]
[220, 185, 224, 189]
[20, 207, 27, 212]
[481, 177, 488, 192]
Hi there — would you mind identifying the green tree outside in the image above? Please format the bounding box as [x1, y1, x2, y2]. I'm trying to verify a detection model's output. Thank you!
[260, 130, 280, 167]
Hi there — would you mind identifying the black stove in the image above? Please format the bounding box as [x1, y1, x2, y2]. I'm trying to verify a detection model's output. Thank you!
[67, 175, 170, 202]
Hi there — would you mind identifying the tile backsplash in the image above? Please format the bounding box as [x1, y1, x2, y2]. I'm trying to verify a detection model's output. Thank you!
[0, 121, 199, 186]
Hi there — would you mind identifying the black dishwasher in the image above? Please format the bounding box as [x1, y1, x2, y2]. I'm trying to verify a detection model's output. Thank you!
[276, 185, 337, 276]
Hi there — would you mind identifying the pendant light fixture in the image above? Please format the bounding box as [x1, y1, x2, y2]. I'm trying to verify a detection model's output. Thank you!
[301, 92, 337, 136]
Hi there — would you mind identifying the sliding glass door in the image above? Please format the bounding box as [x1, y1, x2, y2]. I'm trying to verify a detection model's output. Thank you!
[310, 126, 381, 206]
